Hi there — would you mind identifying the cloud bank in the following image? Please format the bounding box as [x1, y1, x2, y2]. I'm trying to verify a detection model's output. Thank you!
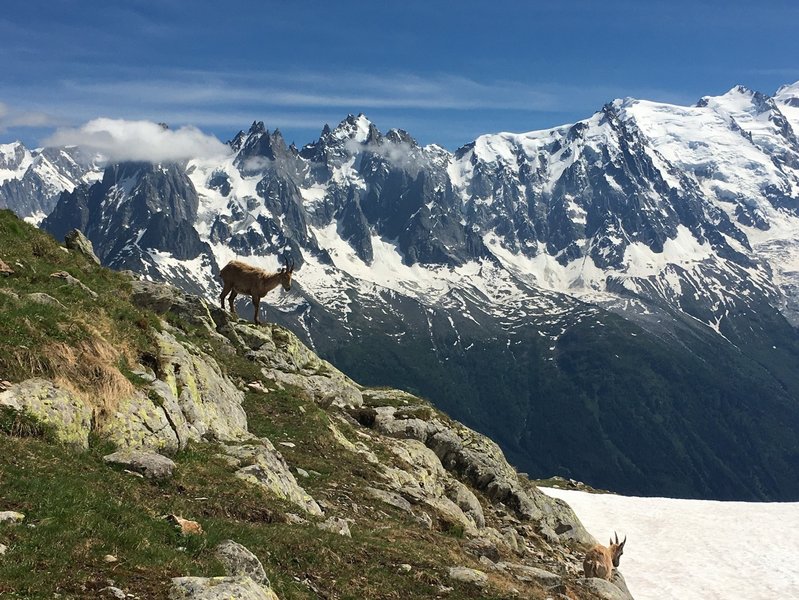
[44, 118, 231, 163]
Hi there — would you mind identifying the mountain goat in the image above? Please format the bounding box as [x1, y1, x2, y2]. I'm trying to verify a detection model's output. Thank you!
[583, 532, 626, 580]
[219, 257, 294, 325]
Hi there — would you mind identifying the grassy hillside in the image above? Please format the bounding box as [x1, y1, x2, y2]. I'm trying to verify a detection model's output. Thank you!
[0, 210, 604, 599]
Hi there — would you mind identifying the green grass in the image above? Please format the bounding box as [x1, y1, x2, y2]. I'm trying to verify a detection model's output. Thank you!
[0, 209, 159, 397]
[0, 427, 519, 599]
[0, 211, 537, 599]
[0, 406, 56, 440]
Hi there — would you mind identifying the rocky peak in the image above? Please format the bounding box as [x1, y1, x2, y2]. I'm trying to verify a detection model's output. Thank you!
[384, 128, 418, 147]
[249, 120, 267, 135]
[235, 125, 291, 167]
[335, 113, 375, 142]
[0, 141, 29, 173]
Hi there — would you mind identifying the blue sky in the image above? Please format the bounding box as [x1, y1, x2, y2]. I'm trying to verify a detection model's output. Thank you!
[1, 0, 798, 150]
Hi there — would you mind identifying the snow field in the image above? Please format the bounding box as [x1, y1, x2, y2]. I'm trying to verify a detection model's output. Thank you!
[542, 487, 799, 600]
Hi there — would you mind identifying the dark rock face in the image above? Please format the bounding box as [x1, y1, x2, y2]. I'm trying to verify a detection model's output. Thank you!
[43, 162, 215, 281]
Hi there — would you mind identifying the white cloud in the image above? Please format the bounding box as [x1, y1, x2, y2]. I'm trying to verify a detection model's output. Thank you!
[44, 118, 231, 163]
[0, 101, 57, 133]
[343, 137, 425, 172]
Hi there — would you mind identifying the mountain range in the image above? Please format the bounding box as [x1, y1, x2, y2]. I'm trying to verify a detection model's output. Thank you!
[5, 81, 799, 501]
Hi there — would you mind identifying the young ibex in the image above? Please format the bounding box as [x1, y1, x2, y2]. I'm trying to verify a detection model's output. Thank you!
[583, 532, 626, 580]
[219, 256, 294, 325]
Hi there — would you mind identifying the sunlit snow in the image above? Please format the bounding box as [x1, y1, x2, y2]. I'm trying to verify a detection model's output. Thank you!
[542, 487, 799, 600]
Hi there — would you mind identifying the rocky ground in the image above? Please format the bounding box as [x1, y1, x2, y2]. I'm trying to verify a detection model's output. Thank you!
[0, 210, 633, 599]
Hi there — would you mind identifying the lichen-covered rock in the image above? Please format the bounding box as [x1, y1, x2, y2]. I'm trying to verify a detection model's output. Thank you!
[103, 450, 176, 480]
[362, 402, 594, 548]
[366, 487, 413, 514]
[372, 406, 432, 441]
[463, 537, 501, 563]
[0, 511, 25, 524]
[233, 323, 362, 408]
[222, 440, 322, 516]
[65, 229, 100, 265]
[446, 480, 485, 529]
[498, 562, 561, 586]
[577, 576, 634, 600]
[610, 571, 633, 598]
[169, 576, 279, 600]
[102, 389, 181, 452]
[328, 422, 379, 463]
[130, 281, 220, 332]
[100, 586, 126, 599]
[317, 516, 351, 537]
[25, 292, 66, 309]
[214, 540, 270, 586]
[0, 379, 91, 448]
[155, 329, 249, 442]
[382, 438, 480, 533]
[426, 426, 594, 548]
[270, 370, 362, 409]
[50, 271, 98, 298]
[448, 566, 488, 587]
[99, 323, 248, 452]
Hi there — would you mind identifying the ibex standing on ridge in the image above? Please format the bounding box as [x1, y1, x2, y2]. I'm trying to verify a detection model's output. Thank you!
[219, 256, 294, 325]
[583, 532, 626, 580]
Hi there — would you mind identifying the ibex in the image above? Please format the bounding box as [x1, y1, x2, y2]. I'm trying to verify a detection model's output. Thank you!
[583, 532, 626, 580]
[219, 257, 294, 325]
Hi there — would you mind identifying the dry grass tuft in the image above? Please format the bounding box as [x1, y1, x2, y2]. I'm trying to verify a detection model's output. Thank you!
[45, 336, 135, 417]
[6, 319, 137, 417]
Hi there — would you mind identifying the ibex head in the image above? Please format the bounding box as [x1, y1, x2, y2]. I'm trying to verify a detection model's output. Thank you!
[278, 256, 295, 291]
[610, 531, 626, 567]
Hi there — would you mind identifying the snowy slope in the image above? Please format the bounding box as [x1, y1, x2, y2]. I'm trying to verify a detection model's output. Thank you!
[0, 141, 102, 220]
[542, 487, 799, 600]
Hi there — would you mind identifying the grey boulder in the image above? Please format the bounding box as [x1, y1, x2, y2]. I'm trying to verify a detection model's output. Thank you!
[214, 540, 270, 586]
[103, 450, 176, 480]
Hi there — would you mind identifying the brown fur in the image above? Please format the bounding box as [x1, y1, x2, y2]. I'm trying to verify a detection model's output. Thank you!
[218, 259, 293, 325]
[583, 532, 626, 580]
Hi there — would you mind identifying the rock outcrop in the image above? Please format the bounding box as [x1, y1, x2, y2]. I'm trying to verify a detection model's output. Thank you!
[233, 323, 363, 409]
[102, 327, 249, 452]
[577, 576, 635, 600]
[169, 576, 280, 600]
[357, 403, 594, 549]
[64, 229, 100, 265]
[0, 269, 628, 599]
[0, 379, 92, 448]
[103, 450, 176, 480]
[49, 271, 98, 298]
[222, 440, 323, 516]
[214, 540, 270, 587]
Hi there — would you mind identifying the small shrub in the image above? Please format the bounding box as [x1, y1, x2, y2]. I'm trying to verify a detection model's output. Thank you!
[443, 522, 465, 538]
[0, 406, 54, 440]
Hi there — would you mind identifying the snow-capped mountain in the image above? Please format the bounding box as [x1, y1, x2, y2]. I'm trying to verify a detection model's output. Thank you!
[0, 141, 102, 221]
[32, 82, 799, 501]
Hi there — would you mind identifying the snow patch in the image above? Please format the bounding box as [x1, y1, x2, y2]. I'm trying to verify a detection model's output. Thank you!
[542, 487, 799, 600]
